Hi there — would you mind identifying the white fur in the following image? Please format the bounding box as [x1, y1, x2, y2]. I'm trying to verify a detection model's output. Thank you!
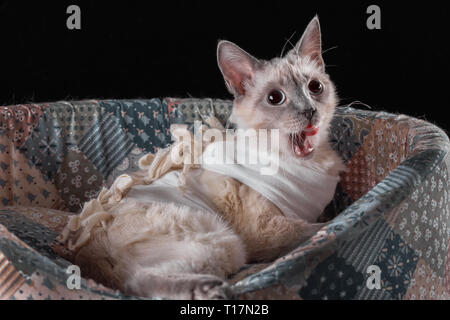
[61, 17, 345, 300]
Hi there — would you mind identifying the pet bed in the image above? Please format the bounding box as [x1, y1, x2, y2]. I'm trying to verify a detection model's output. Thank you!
[0, 98, 449, 300]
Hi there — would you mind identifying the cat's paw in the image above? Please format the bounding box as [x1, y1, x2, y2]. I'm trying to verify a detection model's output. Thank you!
[192, 276, 234, 300]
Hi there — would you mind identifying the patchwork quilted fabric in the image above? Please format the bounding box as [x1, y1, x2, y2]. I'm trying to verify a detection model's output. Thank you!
[0, 98, 449, 300]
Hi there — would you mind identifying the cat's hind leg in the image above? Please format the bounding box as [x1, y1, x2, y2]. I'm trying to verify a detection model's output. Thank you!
[125, 270, 234, 300]
[119, 228, 246, 299]
[106, 202, 247, 299]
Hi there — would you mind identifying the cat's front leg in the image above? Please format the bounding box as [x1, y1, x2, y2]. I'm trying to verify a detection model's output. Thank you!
[235, 186, 324, 262]
[245, 213, 324, 262]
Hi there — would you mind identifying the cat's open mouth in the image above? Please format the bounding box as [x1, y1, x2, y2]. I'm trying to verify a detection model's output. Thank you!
[290, 125, 319, 158]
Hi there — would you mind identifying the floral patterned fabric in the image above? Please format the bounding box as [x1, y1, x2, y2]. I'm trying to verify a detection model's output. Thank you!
[0, 98, 449, 300]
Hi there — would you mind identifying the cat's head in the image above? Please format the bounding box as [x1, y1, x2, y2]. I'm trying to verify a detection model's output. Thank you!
[217, 16, 337, 160]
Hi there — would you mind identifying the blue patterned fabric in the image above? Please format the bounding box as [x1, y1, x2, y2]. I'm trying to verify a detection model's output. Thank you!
[0, 98, 448, 300]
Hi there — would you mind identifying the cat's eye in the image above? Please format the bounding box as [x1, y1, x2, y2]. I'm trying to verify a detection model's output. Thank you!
[308, 80, 323, 95]
[267, 90, 286, 105]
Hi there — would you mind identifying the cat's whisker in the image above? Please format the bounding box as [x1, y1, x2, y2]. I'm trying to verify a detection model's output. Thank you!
[337, 101, 374, 125]
[310, 55, 324, 69]
[335, 111, 372, 125]
[280, 32, 297, 58]
[321, 46, 339, 55]
[346, 100, 373, 110]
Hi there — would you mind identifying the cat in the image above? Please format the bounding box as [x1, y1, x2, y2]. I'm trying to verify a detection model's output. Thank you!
[60, 16, 345, 300]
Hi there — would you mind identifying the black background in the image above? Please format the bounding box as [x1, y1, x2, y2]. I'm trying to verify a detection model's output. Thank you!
[0, 1, 449, 131]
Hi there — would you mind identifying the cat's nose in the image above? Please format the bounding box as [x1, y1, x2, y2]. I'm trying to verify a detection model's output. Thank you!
[302, 108, 316, 121]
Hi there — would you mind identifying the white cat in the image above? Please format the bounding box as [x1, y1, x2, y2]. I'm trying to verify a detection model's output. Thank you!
[60, 16, 345, 299]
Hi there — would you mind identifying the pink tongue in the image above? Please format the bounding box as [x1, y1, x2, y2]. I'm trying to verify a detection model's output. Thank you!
[304, 124, 319, 136]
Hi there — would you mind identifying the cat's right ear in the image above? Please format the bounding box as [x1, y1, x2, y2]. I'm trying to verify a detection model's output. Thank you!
[217, 41, 259, 96]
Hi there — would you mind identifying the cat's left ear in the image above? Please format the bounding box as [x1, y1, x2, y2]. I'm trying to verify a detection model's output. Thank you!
[292, 16, 324, 70]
